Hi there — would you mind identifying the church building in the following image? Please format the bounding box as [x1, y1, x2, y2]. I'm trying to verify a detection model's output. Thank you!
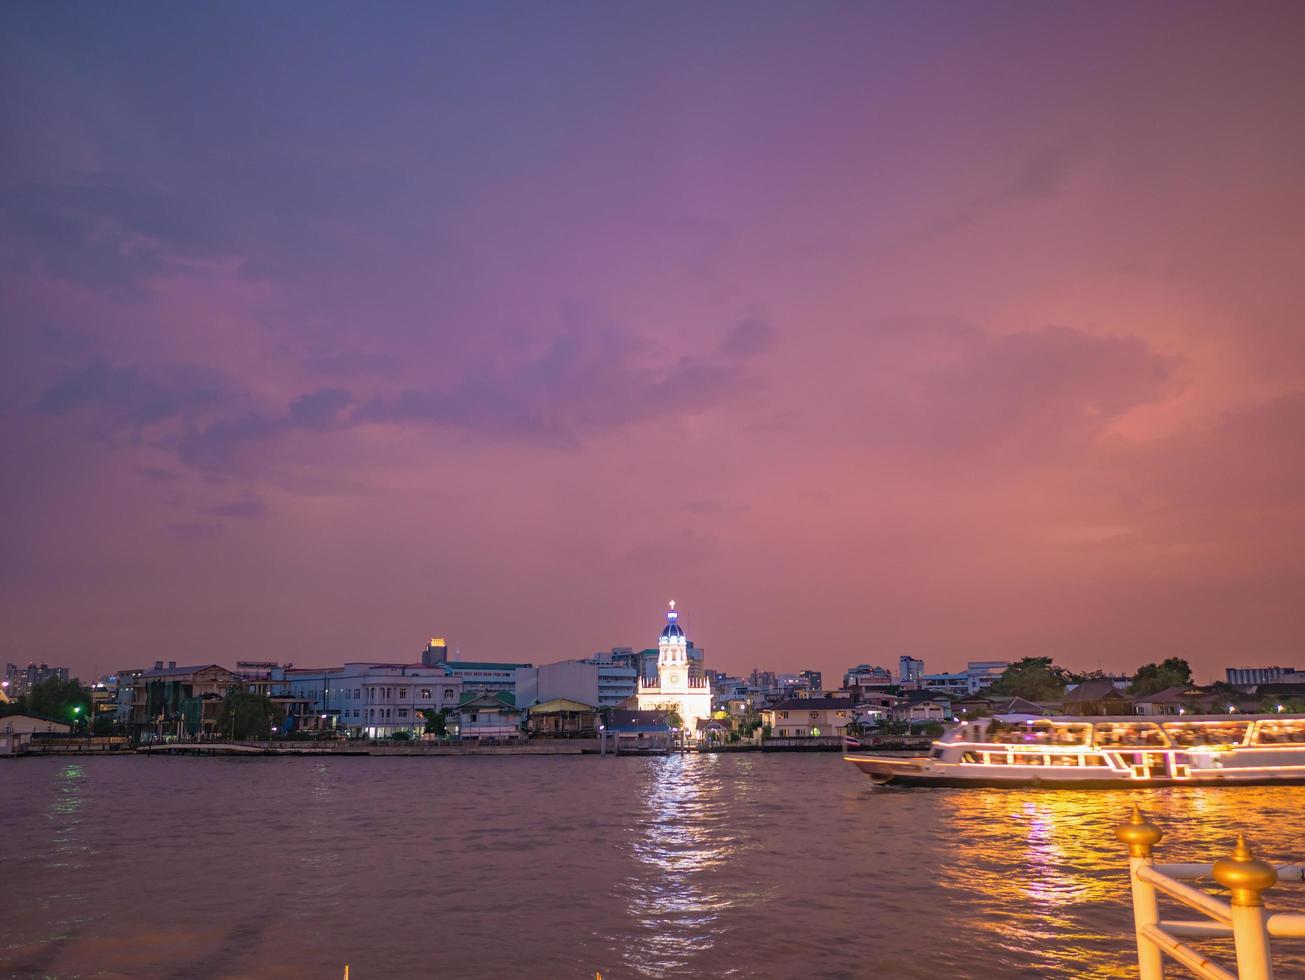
[635, 601, 713, 735]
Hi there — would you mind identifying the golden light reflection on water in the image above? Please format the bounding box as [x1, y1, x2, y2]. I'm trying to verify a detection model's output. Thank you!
[936, 787, 1305, 978]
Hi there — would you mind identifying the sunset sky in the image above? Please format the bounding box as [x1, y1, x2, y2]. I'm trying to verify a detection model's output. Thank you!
[3, 2, 1304, 684]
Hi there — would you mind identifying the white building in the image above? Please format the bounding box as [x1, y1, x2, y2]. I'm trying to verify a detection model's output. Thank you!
[921, 660, 1010, 695]
[635, 601, 713, 735]
[514, 650, 639, 709]
[286, 663, 463, 738]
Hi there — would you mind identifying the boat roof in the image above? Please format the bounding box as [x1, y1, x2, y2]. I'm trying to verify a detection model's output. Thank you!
[970, 713, 1305, 724]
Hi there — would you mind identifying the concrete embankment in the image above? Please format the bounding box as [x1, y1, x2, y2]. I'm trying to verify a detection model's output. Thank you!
[135, 739, 600, 757]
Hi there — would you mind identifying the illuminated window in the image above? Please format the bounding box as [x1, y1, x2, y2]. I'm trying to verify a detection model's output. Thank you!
[1255, 721, 1305, 745]
[420, 689, 432, 699]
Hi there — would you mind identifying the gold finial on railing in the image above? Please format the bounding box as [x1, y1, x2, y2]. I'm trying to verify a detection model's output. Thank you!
[1212, 833, 1278, 907]
[1115, 803, 1164, 858]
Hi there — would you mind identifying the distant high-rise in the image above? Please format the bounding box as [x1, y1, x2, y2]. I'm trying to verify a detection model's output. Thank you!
[898, 656, 924, 684]
[3, 662, 70, 699]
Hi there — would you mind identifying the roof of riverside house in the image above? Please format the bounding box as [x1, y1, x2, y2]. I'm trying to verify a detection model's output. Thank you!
[607, 709, 672, 732]
[458, 690, 517, 709]
[900, 690, 951, 705]
[141, 664, 236, 679]
[982, 696, 1048, 715]
[1063, 679, 1130, 702]
[528, 698, 598, 714]
[767, 697, 857, 711]
[1131, 685, 1214, 704]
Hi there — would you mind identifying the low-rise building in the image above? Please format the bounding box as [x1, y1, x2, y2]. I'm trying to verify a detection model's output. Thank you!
[763, 697, 854, 738]
[457, 691, 522, 742]
[526, 698, 599, 738]
[605, 709, 673, 754]
[285, 663, 464, 738]
[132, 662, 241, 740]
[1060, 678, 1132, 716]
[892, 691, 952, 722]
[0, 714, 73, 755]
[1226, 666, 1304, 686]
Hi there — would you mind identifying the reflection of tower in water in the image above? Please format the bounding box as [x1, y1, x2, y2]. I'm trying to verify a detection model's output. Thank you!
[619, 754, 756, 978]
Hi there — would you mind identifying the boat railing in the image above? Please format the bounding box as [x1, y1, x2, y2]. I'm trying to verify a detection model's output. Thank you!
[1116, 805, 1305, 979]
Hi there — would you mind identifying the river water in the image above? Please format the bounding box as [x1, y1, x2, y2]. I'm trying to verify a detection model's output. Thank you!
[3, 753, 1303, 979]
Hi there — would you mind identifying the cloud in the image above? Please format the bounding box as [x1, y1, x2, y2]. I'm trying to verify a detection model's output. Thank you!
[855, 320, 1178, 459]
[169, 521, 224, 542]
[717, 317, 774, 359]
[36, 357, 234, 428]
[356, 319, 772, 444]
[208, 493, 267, 520]
[287, 388, 352, 430]
[303, 351, 399, 378]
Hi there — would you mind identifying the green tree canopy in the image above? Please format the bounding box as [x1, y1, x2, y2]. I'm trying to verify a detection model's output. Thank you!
[419, 708, 447, 736]
[1129, 658, 1193, 696]
[216, 691, 284, 740]
[658, 704, 684, 730]
[22, 677, 92, 728]
[985, 657, 1072, 701]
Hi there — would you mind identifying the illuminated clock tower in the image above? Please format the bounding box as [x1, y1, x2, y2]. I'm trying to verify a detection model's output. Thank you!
[636, 600, 713, 735]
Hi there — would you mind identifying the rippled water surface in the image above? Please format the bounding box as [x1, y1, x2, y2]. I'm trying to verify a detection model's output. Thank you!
[3, 754, 1303, 979]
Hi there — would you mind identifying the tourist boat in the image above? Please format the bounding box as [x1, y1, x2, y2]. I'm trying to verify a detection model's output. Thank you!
[845, 714, 1305, 788]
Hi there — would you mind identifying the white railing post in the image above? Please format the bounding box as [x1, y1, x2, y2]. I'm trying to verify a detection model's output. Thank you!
[1118, 805, 1166, 980]
[1213, 835, 1278, 980]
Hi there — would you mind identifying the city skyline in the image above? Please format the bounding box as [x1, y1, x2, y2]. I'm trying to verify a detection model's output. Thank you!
[4, 3, 1305, 685]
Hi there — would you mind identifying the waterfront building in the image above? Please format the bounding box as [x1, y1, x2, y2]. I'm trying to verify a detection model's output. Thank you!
[457, 691, 522, 742]
[763, 697, 854, 738]
[891, 691, 952, 722]
[1059, 678, 1132, 716]
[0, 714, 73, 756]
[131, 662, 241, 740]
[515, 650, 639, 709]
[605, 708, 674, 753]
[635, 601, 713, 735]
[526, 698, 599, 737]
[285, 663, 464, 738]
[1226, 665, 1304, 686]
[1130, 685, 1223, 716]
[920, 660, 1011, 696]
[420, 639, 530, 695]
[108, 668, 144, 723]
[3, 662, 71, 700]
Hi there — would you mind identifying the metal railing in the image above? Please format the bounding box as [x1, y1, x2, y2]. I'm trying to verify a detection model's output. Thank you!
[1117, 805, 1305, 979]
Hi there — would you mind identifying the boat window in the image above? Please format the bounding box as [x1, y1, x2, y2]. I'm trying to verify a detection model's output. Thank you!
[1047, 753, 1080, 766]
[1254, 720, 1305, 745]
[1082, 754, 1108, 766]
[1012, 752, 1047, 766]
[961, 751, 981, 764]
[1163, 722, 1250, 748]
[1093, 723, 1169, 748]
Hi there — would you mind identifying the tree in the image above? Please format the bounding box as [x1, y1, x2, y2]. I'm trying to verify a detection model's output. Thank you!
[657, 703, 684, 730]
[1261, 696, 1305, 715]
[986, 658, 1071, 701]
[419, 708, 447, 737]
[216, 691, 283, 740]
[24, 677, 92, 729]
[1130, 658, 1193, 696]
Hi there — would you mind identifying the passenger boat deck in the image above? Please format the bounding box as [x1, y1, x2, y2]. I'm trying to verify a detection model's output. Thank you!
[846, 714, 1305, 788]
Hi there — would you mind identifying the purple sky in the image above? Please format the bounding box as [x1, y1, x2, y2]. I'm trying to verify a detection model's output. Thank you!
[3, 2, 1305, 684]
